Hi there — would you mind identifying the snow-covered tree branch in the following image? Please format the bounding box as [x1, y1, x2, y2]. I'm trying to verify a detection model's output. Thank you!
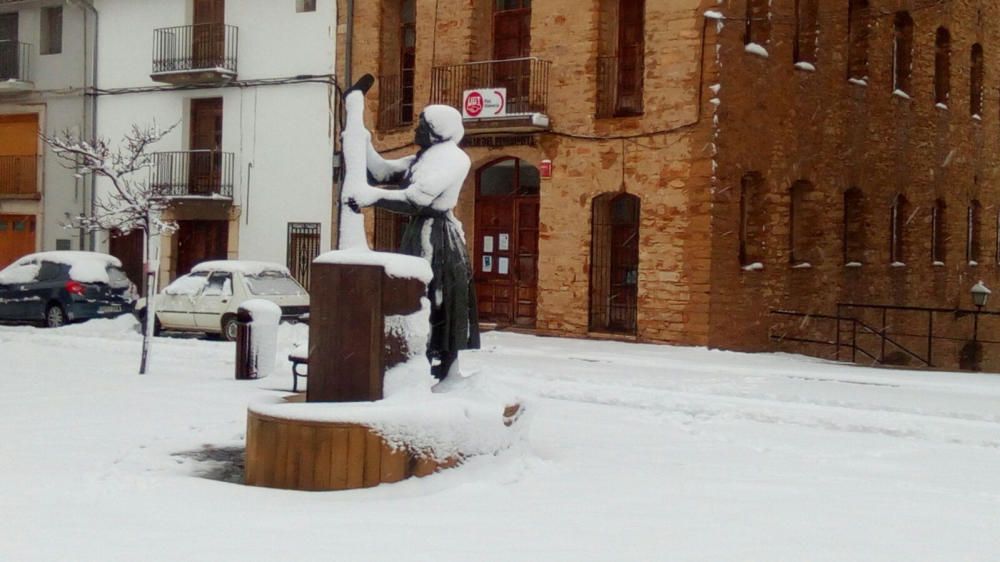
[42, 122, 179, 375]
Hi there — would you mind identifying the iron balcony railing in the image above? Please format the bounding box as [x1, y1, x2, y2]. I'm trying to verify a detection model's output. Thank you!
[0, 155, 38, 196]
[0, 41, 31, 83]
[377, 74, 416, 131]
[430, 57, 551, 116]
[151, 23, 238, 75]
[596, 53, 644, 118]
[151, 150, 234, 198]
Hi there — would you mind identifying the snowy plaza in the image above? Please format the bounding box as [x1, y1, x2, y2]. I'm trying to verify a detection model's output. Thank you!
[2, 319, 999, 561]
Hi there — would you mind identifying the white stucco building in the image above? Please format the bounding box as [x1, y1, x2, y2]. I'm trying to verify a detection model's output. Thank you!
[0, 0, 96, 267]
[94, 0, 337, 288]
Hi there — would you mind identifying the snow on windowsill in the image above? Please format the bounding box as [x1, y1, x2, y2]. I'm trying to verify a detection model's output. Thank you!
[890, 261, 906, 268]
[794, 61, 816, 72]
[972, 114, 982, 122]
[742, 262, 764, 272]
[968, 260, 979, 267]
[935, 102, 949, 110]
[703, 10, 724, 19]
[933, 261, 945, 267]
[744, 43, 769, 58]
[848, 77, 868, 87]
[791, 262, 812, 269]
[845, 262, 863, 268]
[892, 89, 911, 100]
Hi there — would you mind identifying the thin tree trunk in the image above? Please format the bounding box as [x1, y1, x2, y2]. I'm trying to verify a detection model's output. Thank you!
[139, 228, 157, 374]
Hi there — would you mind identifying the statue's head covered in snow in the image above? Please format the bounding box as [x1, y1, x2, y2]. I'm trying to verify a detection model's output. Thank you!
[414, 105, 465, 148]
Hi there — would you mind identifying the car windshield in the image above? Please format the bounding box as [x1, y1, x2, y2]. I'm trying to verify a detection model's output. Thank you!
[245, 271, 305, 296]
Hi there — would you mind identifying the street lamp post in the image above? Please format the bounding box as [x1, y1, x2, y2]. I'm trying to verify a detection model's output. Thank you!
[971, 281, 991, 343]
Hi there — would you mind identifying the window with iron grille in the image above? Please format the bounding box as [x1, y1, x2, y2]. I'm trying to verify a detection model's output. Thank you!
[589, 192, 639, 334]
[287, 223, 320, 290]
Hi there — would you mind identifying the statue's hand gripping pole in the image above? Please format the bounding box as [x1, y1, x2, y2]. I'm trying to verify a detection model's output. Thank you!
[338, 74, 375, 251]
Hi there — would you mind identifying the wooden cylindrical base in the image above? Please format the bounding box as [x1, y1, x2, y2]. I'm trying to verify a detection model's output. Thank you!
[245, 407, 456, 491]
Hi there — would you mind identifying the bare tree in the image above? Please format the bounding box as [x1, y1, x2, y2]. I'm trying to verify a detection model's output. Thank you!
[43, 123, 178, 374]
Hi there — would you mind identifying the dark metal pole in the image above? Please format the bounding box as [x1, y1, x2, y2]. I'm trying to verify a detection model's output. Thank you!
[974, 306, 981, 343]
[927, 311, 933, 366]
[880, 308, 887, 362]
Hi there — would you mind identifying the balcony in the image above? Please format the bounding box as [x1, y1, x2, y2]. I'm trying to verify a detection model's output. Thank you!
[430, 57, 551, 134]
[0, 41, 33, 93]
[596, 54, 644, 118]
[377, 74, 415, 131]
[150, 24, 238, 84]
[151, 151, 234, 199]
[0, 156, 39, 199]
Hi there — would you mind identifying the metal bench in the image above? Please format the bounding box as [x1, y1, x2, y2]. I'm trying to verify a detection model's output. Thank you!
[289, 344, 308, 392]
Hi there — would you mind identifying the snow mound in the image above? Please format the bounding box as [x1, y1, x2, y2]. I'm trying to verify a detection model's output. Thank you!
[58, 314, 142, 338]
[314, 249, 433, 283]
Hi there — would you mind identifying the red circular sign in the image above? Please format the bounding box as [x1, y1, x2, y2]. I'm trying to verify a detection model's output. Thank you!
[465, 91, 484, 117]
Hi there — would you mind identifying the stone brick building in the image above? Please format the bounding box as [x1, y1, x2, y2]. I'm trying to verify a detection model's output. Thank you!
[338, 0, 1000, 371]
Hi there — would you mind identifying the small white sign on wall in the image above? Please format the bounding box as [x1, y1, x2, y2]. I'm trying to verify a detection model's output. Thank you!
[482, 255, 493, 273]
[483, 236, 494, 253]
[498, 233, 510, 251]
[498, 257, 509, 275]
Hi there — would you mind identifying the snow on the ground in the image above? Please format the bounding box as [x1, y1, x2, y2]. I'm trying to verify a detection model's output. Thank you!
[2, 316, 1000, 561]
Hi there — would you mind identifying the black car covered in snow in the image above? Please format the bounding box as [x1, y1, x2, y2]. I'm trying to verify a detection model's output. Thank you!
[0, 252, 137, 327]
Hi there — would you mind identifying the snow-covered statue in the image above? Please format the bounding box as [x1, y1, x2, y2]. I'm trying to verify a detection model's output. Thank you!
[342, 75, 480, 382]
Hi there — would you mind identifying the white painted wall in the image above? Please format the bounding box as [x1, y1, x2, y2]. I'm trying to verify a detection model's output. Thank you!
[0, 2, 92, 252]
[94, 0, 337, 268]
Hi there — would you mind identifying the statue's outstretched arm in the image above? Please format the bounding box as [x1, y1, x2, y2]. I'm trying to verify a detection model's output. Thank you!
[366, 142, 415, 184]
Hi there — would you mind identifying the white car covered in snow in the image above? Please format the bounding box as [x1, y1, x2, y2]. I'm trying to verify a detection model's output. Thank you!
[137, 261, 308, 340]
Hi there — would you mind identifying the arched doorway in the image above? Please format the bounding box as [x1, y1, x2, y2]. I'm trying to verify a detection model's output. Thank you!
[589, 192, 639, 334]
[475, 157, 539, 327]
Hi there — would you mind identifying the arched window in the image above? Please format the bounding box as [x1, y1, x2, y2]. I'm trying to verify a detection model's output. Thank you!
[847, 0, 870, 81]
[970, 44, 984, 118]
[931, 199, 947, 264]
[890, 194, 909, 264]
[843, 187, 865, 265]
[745, 0, 769, 46]
[794, 0, 818, 65]
[789, 180, 816, 265]
[934, 28, 951, 106]
[739, 172, 764, 266]
[967, 200, 982, 264]
[590, 193, 640, 334]
[892, 12, 914, 95]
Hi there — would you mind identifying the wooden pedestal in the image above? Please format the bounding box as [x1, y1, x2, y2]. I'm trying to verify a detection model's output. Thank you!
[306, 262, 426, 402]
[245, 401, 456, 491]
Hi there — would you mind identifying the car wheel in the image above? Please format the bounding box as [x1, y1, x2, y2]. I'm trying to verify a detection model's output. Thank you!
[221, 315, 238, 342]
[45, 304, 67, 328]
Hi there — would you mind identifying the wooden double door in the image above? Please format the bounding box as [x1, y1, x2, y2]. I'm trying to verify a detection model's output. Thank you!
[175, 220, 228, 276]
[0, 214, 35, 269]
[474, 158, 539, 327]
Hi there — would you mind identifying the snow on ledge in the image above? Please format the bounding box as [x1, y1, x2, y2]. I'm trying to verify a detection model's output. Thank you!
[791, 262, 812, 269]
[892, 89, 911, 100]
[794, 61, 816, 72]
[891, 261, 906, 268]
[933, 261, 945, 267]
[845, 261, 863, 268]
[314, 249, 433, 283]
[703, 10, 724, 19]
[742, 262, 764, 272]
[848, 77, 868, 87]
[744, 43, 769, 58]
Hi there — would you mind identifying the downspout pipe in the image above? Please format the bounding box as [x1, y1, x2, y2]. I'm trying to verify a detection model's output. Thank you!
[71, 0, 98, 250]
[333, 0, 353, 249]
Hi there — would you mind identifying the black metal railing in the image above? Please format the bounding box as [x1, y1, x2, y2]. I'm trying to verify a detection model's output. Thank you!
[0, 156, 38, 196]
[151, 150, 234, 198]
[377, 74, 415, 131]
[596, 54, 644, 118]
[0, 41, 30, 83]
[431, 57, 550, 116]
[770, 303, 1000, 371]
[152, 24, 238, 75]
